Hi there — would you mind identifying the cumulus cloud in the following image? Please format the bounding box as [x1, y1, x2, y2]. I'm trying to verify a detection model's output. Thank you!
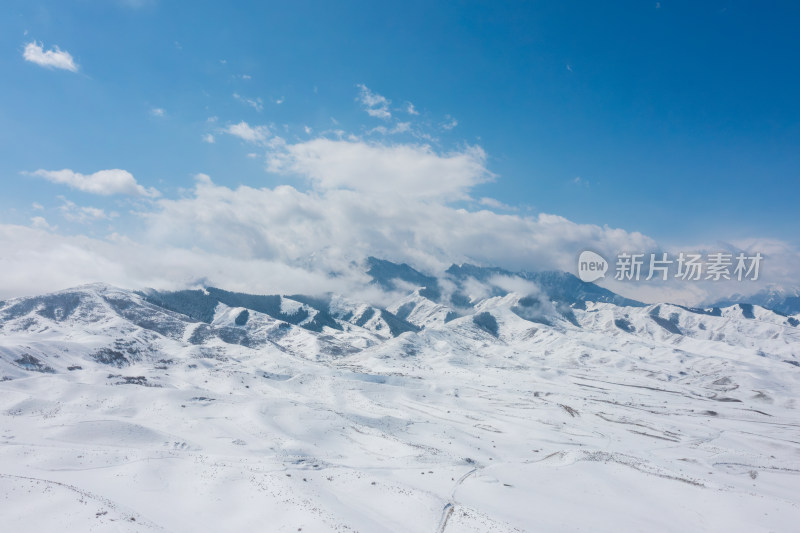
[266, 138, 492, 199]
[357, 84, 391, 119]
[150, 107, 165, 117]
[23, 41, 78, 72]
[139, 176, 660, 291]
[25, 169, 160, 197]
[224, 121, 270, 144]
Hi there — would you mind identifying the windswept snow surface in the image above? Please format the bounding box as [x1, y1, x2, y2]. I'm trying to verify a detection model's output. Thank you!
[0, 283, 799, 532]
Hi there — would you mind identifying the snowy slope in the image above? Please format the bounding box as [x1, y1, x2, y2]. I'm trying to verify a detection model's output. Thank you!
[0, 279, 799, 532]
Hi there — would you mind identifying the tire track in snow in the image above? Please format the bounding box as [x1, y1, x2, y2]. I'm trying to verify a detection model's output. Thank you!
[436, 466, 478, 533]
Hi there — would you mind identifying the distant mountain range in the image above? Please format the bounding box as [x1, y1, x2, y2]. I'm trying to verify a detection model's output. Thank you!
[2, 257, 797, 376]
[366, 256, 644, 308]
[710, 286, 800, 316]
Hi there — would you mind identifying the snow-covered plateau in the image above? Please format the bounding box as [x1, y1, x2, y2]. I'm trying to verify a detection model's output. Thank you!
[1, 261, 798, 532]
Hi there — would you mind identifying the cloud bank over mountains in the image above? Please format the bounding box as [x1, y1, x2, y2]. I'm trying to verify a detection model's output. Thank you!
[4, 86, 796, 305]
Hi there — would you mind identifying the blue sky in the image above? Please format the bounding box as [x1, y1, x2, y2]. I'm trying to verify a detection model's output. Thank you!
[1, 1, 798, 301]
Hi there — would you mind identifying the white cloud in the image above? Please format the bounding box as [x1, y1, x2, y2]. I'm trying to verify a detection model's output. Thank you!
[128, 177, 672, 304]
[266, 138, 492, 199]
[223, 121, 270, 144]
[32, 202, 44, 210]
[30, 216, 53, 230]
[479, 197, 517, 211]
[23, 41, 78, 72]
[202, 133, 216, 144]
[275, 96, 285, 105]
[0, 225, 144, 299]
[234, 93, 263, 112]
[406, 102, 419, 115]
[490, 275, 544, 299]
[442, 115, 458, 130]
[368, 122, 412, 136]
[150, 107, 165, 117]
[26, 169, 160, 197]
[58, 199, 114, 223]
[143, 177, 653, 282]
[356, 84, 391, 120]
[0, 223, 385, 302]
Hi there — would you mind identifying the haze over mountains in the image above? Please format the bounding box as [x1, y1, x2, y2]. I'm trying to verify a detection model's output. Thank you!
[1, 258, 799, 531]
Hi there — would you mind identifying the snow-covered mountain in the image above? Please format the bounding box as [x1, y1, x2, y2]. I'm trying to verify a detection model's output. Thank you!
[1, 262, 799, 532]
[711, 285, 800, 316]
